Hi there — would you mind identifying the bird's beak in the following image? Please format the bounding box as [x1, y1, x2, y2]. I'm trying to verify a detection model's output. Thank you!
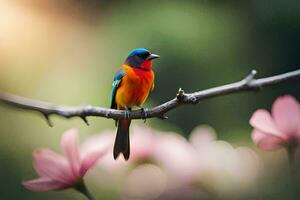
[147, 53, 160, 60]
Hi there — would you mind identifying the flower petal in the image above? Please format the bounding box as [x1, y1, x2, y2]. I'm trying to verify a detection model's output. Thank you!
[23, 177, 67, 192]
[130, 125, 156, 161]
[79, 150, 106, 176]
[33, 149, 74, 184]
[272, 95, 300, 135]
[252, 129, 285, 151]
[250, 109, 282, 137]
[189, 125, 217, 150]
[61, 129, 81, 178]
[153, 134, 198, 183]
[81, 131, 128, 173]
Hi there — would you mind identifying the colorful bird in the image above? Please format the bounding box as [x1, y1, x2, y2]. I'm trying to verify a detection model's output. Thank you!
[110, 48, 160, 160]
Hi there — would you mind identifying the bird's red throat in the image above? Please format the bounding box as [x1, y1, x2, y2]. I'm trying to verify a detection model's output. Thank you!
[141, 60, 152, 70]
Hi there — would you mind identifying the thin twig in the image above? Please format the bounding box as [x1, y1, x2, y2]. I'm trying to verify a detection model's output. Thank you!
[0, 69, 299, 126]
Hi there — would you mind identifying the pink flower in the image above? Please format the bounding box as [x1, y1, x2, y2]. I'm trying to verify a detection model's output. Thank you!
[250, 95, 300, 150]
[152, 133, 198, 185]
[23, 129, 106, 192]
[189, 125, 261, 192]
[81, 125, 158, 173]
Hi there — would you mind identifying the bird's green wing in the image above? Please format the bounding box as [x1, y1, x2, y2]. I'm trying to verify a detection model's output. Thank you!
[110, 70, 126, 109]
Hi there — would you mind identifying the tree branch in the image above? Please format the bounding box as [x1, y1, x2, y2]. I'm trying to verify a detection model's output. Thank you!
[0, 69, 299, 126]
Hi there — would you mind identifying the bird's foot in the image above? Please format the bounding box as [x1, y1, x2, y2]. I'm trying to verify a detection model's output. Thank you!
[140, 107, 149, 123]
[124, 107, 131, 119]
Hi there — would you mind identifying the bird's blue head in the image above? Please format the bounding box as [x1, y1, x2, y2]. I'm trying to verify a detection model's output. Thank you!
[125, 48, 160, 70]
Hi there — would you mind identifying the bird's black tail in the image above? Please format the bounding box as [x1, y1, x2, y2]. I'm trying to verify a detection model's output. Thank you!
[113, 119, 131, 160]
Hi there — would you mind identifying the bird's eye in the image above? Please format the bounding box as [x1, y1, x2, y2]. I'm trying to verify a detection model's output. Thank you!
[138, 52, 150, 59]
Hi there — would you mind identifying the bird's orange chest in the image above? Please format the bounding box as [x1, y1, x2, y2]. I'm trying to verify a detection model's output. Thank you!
[116, 65, 154, 108]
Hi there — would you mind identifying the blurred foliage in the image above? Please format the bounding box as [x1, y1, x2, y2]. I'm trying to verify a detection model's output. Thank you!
[0, 0, 299, 199]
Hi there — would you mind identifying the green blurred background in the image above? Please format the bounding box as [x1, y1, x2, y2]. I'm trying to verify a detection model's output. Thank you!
[0, 0, 299, 199]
